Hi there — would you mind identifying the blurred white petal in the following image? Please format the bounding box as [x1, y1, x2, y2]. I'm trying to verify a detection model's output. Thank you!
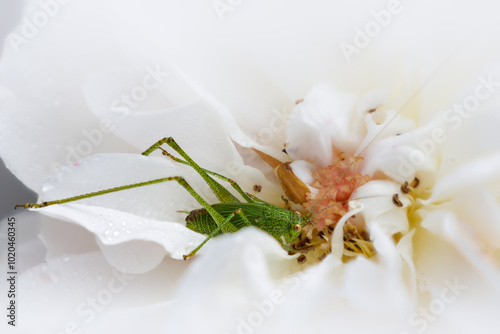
[1, 0, 500, 333]
[286, 83, 359, 166]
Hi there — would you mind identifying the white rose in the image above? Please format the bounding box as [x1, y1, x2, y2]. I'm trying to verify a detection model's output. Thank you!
[1, 1, 499, 333]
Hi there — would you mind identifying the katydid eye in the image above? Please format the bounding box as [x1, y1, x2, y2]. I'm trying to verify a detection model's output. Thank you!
[294, 224, 302, 232]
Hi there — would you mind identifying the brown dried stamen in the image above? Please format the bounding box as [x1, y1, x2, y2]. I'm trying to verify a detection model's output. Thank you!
[392, 193, 403, 207]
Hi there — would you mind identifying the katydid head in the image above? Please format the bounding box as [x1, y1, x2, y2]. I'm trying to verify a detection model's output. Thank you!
[285, 211, 306, 244]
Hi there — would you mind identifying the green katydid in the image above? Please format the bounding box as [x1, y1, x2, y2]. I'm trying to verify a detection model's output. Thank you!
[15, 136, 407, 260]
[15, 137, 308, 260]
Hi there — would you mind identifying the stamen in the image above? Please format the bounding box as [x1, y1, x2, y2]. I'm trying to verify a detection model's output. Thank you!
[411, 177, 420, 188]
[297, 254, 307, 264]
[400, 181, 411, 194]
[401, 177, 420, 195]
[392, 193, 403, 207]
[331, 201, 365, 259]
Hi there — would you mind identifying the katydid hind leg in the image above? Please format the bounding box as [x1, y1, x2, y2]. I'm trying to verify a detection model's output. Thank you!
[16, 176, 231, 241]
[142, 137, 239, 203]
[161, 148, 259, 204]
[15, 177, 186, 209]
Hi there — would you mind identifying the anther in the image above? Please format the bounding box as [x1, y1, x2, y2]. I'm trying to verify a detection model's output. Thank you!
[401, 181, 411, 194]
[297, 254, 307, 264]
[392, 193, 403, 207]
[401, 177, 420, 194]
[410, 177, 420, 188]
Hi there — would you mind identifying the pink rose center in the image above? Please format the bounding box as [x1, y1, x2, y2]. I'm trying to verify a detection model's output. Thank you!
[304, 154, 370, 232]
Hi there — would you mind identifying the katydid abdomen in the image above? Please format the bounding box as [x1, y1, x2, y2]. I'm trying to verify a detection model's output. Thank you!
[185, 202, 303, 245]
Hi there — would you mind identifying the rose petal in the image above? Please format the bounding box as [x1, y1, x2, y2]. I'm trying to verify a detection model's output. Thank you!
[448, 185, 500, 248]
[83, 227, 412, 333]
[15, 251, 190, 333]
[396, 229, 417, 300]
[427, 154, 500, 204]
[438, 75, 500, 179]
[39, 214, 100, 260]
[37, 204, 206, 267]
[412, 221, 500, 333]
[97, 239, 168, 275]
[343, 224, 411, 314]
[81, 65, 280, 173]
[351, 180, 411, 234]
[361, 113, 442, 187]
[356, 109, 416, 156]
[0, 0, 141, 191]
[40, 154, 201, 221]
[421, 210, 500, 290]
[286, 83, 360, 166]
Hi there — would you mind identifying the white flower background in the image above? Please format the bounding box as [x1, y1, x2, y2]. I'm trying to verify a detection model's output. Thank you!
[1, 0, 500, 333]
